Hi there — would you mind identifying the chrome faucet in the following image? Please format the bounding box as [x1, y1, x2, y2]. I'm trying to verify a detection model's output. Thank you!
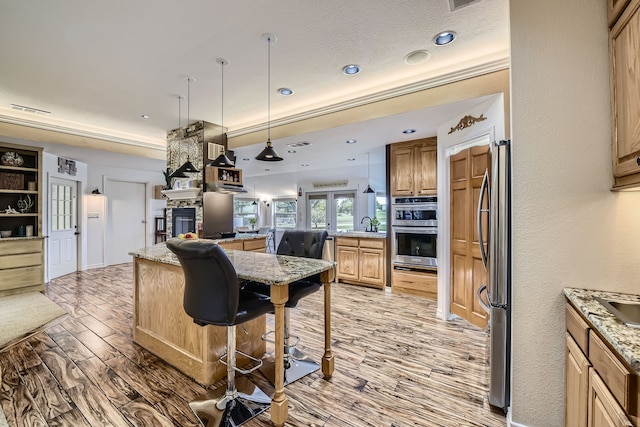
[360, 216, 372, 232]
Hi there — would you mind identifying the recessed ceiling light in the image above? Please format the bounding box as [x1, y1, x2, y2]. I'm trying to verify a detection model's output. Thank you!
[141, 114, 150, 119]
[346, 139, 357, 144]
[278, 88, 293, 95]
[433, 31, 457, 46]
[342, 64, 360, 75]
[403, 129, 416, 134]
[404, 50, 431, 65]
[287, 150, 297, 153]
[347, 158, 356, 161]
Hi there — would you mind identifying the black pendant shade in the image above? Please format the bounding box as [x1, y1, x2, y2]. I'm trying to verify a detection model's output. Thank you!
[179, 159, 199, 173]
[363, 184, 376, 194]
[169, 166, 188, 178]
[363, 152, 375, 194]
[255, 140, 283, 161]
[208, 152, 235, 167]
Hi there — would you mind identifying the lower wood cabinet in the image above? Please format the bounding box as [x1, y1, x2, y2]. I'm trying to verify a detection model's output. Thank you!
[218, 237, 266, 252]
[0, 238, 44, 297]
[391, 267, 437, 299]
[336, 237, 385, 289]
[565, 302, 635, 427]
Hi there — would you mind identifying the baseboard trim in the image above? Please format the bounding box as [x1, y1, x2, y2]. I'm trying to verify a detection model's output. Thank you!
[507, 409, 528, 427]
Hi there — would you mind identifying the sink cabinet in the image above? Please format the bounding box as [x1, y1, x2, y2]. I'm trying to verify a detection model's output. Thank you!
[335, 236, 386, 289]
[564, 302, 636, 426]
[389, 138, 437, 197]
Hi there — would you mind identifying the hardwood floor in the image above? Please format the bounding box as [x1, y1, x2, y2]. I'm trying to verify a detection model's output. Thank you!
[0, 264, 506, 426]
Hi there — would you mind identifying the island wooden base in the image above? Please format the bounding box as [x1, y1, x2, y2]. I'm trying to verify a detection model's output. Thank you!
[133, 257, 266, 386]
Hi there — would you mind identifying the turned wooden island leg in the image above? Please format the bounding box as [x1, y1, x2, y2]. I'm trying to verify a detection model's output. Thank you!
[321, 269, 334, 379]
[269, 283, 289, 426]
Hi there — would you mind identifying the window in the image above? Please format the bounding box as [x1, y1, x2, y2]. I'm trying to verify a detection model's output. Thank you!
[375, 195, 387, 231]
[233, 199, 257, 228]
[274, 199, 296, 229]
[51, 183, 73, 231]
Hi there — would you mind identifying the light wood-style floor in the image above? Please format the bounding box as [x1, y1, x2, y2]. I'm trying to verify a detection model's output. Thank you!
[0, 264, 506, 426]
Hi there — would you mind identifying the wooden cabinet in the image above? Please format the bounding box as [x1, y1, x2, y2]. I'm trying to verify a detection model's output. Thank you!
[610, 0, 640, 190]
[218, 237, 266, 252]
[0, 142, 43, 237]
[0, 238, 44, 296]
[391, 266, 437, 299]
[609, 0, 632, 26]
[565, 302, 636, 427]
[389, 138, 437, 197]
[335, 237, 385, 289]
[204, 166, 243, 186]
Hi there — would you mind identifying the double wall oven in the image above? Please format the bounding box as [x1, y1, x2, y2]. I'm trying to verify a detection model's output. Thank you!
[391, 196, 438, 269]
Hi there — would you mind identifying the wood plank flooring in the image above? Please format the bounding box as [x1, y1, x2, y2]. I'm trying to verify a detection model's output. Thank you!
[0, 264, 506, 426]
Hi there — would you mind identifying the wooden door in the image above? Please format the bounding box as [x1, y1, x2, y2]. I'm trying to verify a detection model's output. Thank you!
[415, 143, 437, 195]
[336, 244, 358, 281]
[358, 247, 384, 287]
[588, 368, 633, 427]
[449, 145, 490, 328]
[390, 146, 414, 197]
[566, 334, 590, 427]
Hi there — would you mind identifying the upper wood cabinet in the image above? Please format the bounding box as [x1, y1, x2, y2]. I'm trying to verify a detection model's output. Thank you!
[609, 0, 632, 26]
[390, 138, 437, 197]
[610, 0, 640, 190]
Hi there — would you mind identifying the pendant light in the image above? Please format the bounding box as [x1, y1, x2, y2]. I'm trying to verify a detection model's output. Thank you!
[252, 182, 258, 205]
[176, 76, 199, 174]
[208, 58, 235, 167]
[363, 153, 375, 194]
[169, 95, 188, 178]
[255, 33, 283, 161]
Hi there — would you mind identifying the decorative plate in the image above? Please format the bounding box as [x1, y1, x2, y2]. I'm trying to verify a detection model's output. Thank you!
[1, 152, 24, 167]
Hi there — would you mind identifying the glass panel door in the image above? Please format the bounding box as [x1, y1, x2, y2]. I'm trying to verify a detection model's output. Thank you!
[308, 193, 327, 229]
[334, 192, 355, 232]
[306, 191, 357, 232]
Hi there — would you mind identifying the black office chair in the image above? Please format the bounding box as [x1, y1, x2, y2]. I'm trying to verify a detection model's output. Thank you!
[243, 230, 328, 386]
[167, 238, 273, 427]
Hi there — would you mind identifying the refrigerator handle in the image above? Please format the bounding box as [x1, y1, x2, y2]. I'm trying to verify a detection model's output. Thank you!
[477, 169, 490, 270]
[477, 284, 491, 313]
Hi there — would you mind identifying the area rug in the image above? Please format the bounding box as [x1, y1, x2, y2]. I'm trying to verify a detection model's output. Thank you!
[0, 292, 66, 349]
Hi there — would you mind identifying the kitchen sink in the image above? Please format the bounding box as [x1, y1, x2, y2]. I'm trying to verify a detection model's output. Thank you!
[595, 297, 640, 328]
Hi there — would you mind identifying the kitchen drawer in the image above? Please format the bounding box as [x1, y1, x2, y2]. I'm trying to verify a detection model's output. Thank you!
[243, 239, 266, 252]
[0, 252, 42, 270]
[0, 239, 42, 256]
[566, 303, 590, 355]
[391, 268, 437, 299]
[589, 330, 633, 413]
[335, 237, 359, 247]
[0, 265, 43, 291]
[359, 238, 385, 249]
[218, 241, 243, 251]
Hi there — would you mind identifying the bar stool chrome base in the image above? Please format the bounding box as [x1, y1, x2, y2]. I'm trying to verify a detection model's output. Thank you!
[188, 376, 270, 427]
[259, 347, 320, 386]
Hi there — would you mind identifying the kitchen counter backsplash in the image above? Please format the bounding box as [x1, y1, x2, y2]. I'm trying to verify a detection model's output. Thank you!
[564, 288, 640, 374]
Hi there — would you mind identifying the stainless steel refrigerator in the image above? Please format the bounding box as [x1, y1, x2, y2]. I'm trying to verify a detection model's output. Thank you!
[477, 139, 511, 413]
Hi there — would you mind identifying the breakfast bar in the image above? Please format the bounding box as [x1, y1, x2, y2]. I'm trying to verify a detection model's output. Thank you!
[130, 240, 335, 426]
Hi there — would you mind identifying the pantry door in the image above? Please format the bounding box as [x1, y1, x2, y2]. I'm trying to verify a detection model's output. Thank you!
[449, 145, 490, 328]
[49, 177, 78, 279]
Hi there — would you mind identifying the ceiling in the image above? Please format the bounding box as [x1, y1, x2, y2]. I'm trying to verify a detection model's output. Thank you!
[0, 0, 510, 198]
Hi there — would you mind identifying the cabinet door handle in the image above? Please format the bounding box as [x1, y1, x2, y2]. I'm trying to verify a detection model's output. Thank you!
[636, 157, 640, 166]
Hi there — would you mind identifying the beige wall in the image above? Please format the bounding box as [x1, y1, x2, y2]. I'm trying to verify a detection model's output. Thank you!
[510, 0, 640, 425]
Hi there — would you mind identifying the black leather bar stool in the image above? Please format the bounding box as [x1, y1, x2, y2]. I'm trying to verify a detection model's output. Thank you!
[243, 230, 328, 386]
[167, 238, 273, 427]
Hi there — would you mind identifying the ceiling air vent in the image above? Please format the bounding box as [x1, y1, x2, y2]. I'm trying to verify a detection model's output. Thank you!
[449, 0, 481, 12]
[10, 104, 51, 115]
[287, 141, 312, 148]
[312, 180, 348, 189]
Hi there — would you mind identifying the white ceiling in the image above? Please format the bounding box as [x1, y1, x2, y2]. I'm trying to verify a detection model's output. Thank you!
[0, 0, 510, 198]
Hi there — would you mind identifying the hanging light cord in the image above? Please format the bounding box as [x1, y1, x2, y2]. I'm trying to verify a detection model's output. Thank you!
[267, 35, 271, 142]
[221, 61, 224, 144]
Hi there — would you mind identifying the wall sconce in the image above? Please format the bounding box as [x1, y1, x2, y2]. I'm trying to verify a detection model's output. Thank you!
[298, 187, 302, 197]
[91, 187, 102, 195]
[262, 200, 270, 207]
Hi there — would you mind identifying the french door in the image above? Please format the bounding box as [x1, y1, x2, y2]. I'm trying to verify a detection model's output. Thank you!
[306, 191, 356, 232]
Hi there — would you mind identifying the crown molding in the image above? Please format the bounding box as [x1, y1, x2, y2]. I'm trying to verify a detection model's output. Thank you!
[228, 57, 510, 138]
[0, 113, 165, 151]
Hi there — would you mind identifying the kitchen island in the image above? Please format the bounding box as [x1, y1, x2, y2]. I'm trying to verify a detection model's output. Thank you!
[130, 237, 335, 427]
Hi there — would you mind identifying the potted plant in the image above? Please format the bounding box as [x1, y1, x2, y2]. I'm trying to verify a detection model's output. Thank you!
[370, 217, 380, 232]
[162, 168, 172, 190]
[249, 217, 257, 230]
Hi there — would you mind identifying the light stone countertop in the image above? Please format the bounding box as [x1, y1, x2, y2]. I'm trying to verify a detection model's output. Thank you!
[0, 236, 46, 241]
[130, 240, 334, 286]
[564, 288, 640, 374]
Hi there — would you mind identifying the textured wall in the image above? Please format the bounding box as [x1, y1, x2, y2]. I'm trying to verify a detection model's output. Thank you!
[510, 0, 640, 425]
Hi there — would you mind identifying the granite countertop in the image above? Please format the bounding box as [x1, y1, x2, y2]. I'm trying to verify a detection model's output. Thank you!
[0, 236, 46, 241]
[130, 240, 334, 286]
[330, 231, 387, 239]
[564, 288, 640, 374]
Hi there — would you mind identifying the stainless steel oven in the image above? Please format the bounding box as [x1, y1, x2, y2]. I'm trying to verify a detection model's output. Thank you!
[391, 196, 437, 227]
[392, 226, 437, 268]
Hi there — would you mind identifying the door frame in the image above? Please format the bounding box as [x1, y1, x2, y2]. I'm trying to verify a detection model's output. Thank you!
[47, 175, 80, 280]
[305, 190, 359, 232]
